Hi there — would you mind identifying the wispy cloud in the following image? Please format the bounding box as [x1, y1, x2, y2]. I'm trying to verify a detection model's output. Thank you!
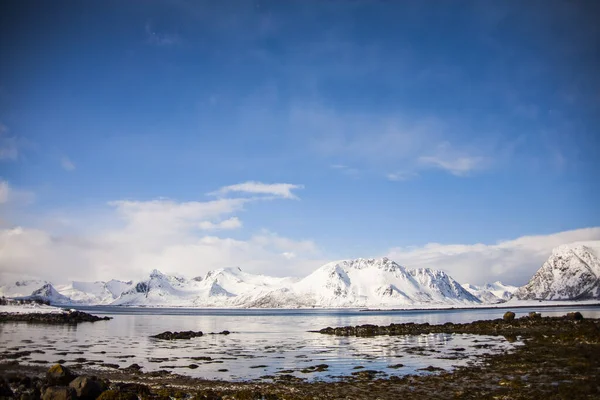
[289, 105, 492, 179]
[145, 21, 181, 46]
[330, 164, 360, 178]
[386, 171, 418, 181]
[418, 155, 486, 176]
[60, 156, 75, 171]
[210, 181, 304, 200]
[417, 142, 488, 176]
[0, 123, 18, 161]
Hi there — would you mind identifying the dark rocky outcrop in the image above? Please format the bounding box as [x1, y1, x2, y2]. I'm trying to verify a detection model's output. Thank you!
[150, 330, 203, 340]
[316, 312, 600, 338]
[0, 311, 111, 324]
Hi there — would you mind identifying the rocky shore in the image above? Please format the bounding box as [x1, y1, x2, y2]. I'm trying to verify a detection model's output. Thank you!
[315, 311, 597, 338]
[0, 311, 111, 324]
[1, 312, 599, 399]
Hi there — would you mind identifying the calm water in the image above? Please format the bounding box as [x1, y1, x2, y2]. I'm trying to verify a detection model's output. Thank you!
[1, 305, 599, 381]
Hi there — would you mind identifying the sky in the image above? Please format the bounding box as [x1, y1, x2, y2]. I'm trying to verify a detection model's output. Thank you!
[0, 0, 599, 286]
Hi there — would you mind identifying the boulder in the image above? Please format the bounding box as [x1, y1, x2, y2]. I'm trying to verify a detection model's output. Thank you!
[69, 376, 107, 400]
[46, 364, 76, 385]
[503, 311, 515, 322]
[528, 312, 541, 320]
[42, 386, 76, 400]
[566, 311, 584, 321]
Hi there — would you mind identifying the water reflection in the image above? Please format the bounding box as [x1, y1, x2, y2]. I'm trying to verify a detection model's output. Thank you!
[1, 306, 598, 382]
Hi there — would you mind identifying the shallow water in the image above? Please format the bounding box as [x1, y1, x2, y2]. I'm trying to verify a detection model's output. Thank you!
[1, 305, 599, 381]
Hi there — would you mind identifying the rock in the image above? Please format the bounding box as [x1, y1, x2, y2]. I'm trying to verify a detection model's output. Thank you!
[69, 376, 107, 400]
[566, 311, 584, 321]
[503, 311, 516, 322]
[151, 330, 203, 340]
[528, 312, 541, 320]
[0, 311, 111, 324]
[46, 364, 76, 385]
[42, 386, 76, 400]
[121, 364, 142, 372]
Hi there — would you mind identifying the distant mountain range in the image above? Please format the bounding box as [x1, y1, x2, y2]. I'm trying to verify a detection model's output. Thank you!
[2, 241, 599, 307]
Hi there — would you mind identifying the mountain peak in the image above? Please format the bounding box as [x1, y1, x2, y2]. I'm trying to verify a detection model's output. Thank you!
[515, 240, 600, 300]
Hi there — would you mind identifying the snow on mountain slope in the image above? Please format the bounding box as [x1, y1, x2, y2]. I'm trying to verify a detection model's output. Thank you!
[462, 281, 518, 304]
[292, 258, 480, 307]
[112, 269, 209, 306]
[29, 283, 72, 304]
[514, 241, 600, 300]
[0, 280, 49, 298]
[0, 280, 70, 304]
[55, 280, 133, 304]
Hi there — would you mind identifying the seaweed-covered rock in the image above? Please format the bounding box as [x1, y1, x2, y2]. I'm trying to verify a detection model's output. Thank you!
[69, 376, 107, 399]
[47, 364, 76, 385]
[503, 311, 515, 322]
[42, 386, 76, 400]
[151, 331, 203, 340]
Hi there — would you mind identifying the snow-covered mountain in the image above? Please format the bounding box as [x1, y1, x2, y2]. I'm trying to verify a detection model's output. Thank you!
[462, 281, 518, 304]
[514, 241, 600, 300]
[55, 280, 133, 304]
[290, 258, 479, 307]
[109, 258, 480, 308]
[0, 258, 482, 308]
[0, 279, 132, 305]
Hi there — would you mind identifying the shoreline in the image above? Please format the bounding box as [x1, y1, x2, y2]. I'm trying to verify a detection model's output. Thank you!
[1, 312, 599, 398]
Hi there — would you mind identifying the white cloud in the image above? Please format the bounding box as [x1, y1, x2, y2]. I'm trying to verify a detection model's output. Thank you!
[61, 157, 75, 171]
[0, 182, 321, 282]
[198, 217, 242, 231]
[387, 227, 600, 286]
[210, 181, 304, 200]
[0, 180, 34, 206]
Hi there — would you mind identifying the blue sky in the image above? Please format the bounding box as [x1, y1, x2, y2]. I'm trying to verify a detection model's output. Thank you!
[1, 0, 599, 285]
